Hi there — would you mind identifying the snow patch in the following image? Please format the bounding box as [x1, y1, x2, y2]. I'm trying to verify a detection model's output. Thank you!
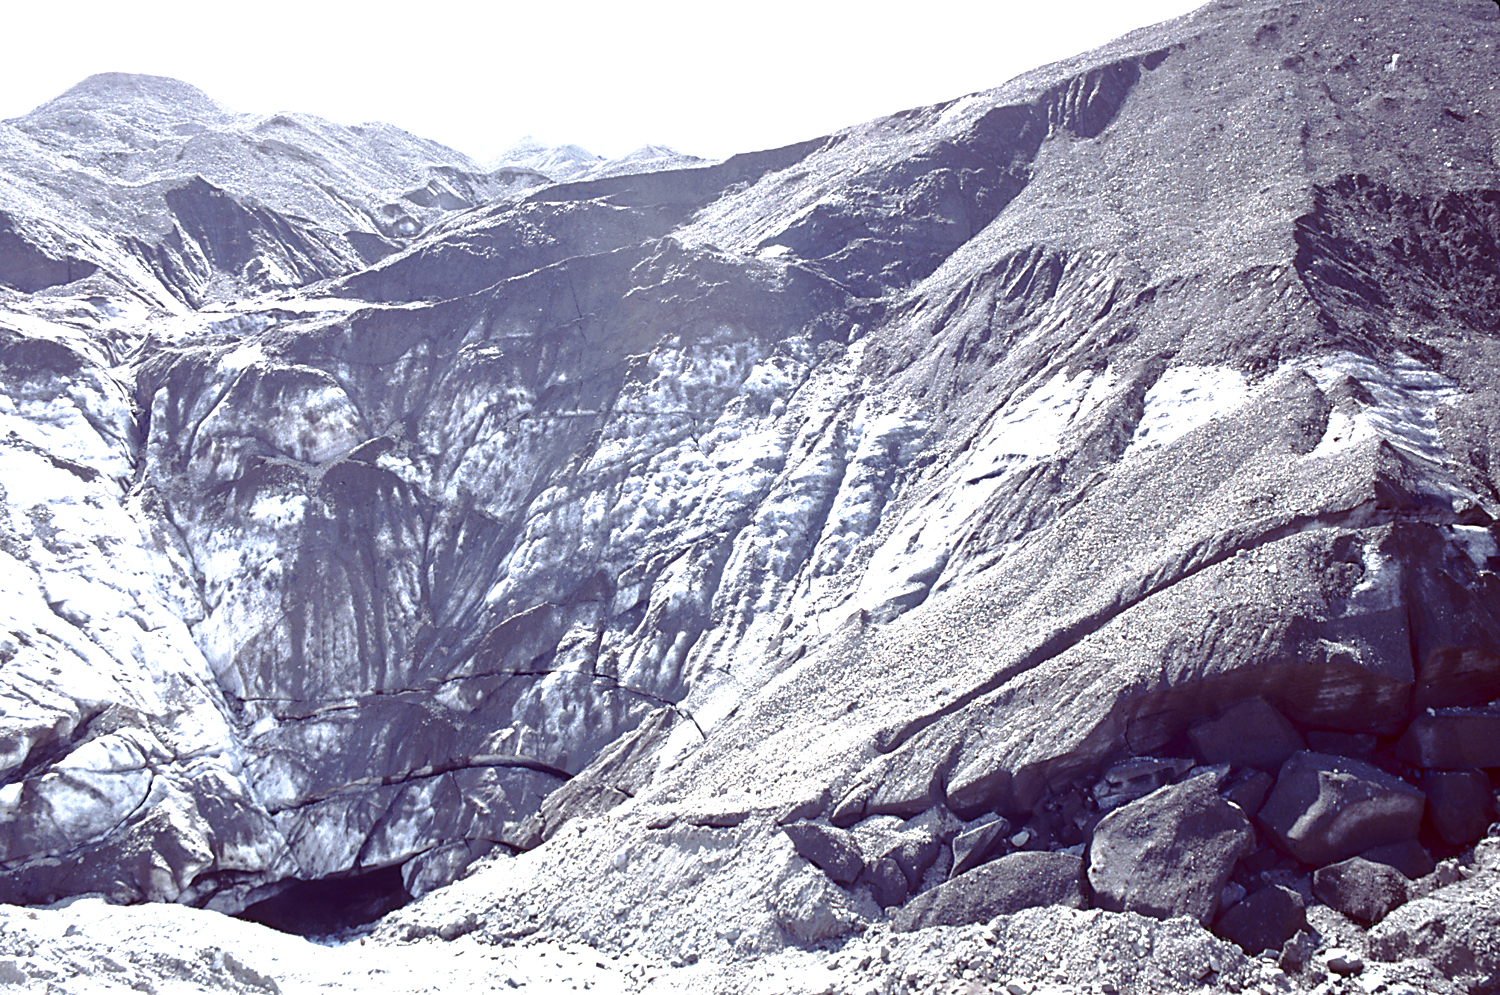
[1128, 366, 1250, 453]
[220, 340, 265, 370]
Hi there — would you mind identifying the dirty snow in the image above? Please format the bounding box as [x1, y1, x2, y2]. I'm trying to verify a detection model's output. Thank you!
[1127, 366, 1251, 453]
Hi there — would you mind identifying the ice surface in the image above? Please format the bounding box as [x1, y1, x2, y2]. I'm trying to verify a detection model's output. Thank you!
[1302, 351, 1461, 463]
[1127, 366, 1250, 453]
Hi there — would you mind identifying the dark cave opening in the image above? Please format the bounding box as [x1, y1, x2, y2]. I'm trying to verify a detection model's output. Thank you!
[237, 865, 411, 936]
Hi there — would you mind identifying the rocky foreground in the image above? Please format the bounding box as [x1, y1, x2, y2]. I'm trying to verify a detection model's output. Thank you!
[4, 0, 1500, 991]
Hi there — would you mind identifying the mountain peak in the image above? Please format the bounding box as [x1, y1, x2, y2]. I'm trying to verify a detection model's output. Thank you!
[23, 72, 229, 126]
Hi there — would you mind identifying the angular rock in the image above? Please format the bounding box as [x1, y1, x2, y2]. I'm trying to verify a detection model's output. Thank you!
[1395, 708, 1500, 769]
[1313, 857, 1410, 925]
[1087, 773, 1254, 924]
[1190, 698, 1306, 770]
[950, 816, 1011, 878]
[1092, 757, 1195, 812]
[1360, 840, 1436, 881]
[1257, 752, 1425, 866]
[783, 823, 864, 884]
[1213, 884, 1307, 955]
[1422, 769, 1494, 846]
[859, 856, 909, 908]
[1279, 930, 1317, 972]
[881, 835, 943, 892]
[890, 852, 1084, 932]
[1222, 770, 1274, 819]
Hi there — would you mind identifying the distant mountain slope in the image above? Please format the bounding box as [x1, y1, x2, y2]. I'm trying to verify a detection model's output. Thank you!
[488, 135, 709, 183]
[0, 73, 542, 308]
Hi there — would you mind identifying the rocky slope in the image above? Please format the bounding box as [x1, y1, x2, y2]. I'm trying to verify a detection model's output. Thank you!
[4, 0, 1500, 992]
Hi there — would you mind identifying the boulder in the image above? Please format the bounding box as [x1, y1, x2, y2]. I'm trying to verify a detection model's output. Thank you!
[1368, 869, 1500, 989]
[1395, 708, 1500, 769]
[783, 823, 864, 884]
[1189, 698, 1306, 770]
[1213, 884, 1307, 955]
[1087, 773, 1254, 924]
[950, 816, 1011, 878]
[1257, 752, 1425, 866]
[1360, 840, 1436, 880]
[890, 851, 1084, 932]
[1422, 769, 1494, 846]
[1312, 857, 1410, 924]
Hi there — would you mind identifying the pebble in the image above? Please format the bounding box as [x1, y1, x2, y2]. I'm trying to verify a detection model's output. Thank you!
[1325, 949, 1364, 975]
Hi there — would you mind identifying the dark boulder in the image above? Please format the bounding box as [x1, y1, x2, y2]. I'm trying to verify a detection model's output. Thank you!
[1257, 752, 1425, 866]
[783, 823, 863, 884]
[1189, 698, 1306, 770]
[1213, 884, 1307, 955]
[1422, 769, 1494, 846]
[890, 851, 1084, 932]
[1395, 708, 1500, 769]
[1312, 856, 1410, 924]
[1087, 773, 1254, 924]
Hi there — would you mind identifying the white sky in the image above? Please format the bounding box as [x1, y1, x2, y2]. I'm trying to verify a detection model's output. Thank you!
[1, 0, 1206, 163]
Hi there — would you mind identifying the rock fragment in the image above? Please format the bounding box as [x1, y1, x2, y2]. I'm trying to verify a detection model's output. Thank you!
[1257, 752, 1425, 866]
[1092, 757, 1194, 812]
[890, 851, 1084, 932]
[950, 816, 1010, 878]
[783, 823, 864, 884]
[1312, 856, 1410, 924]
[1324, 948, 1364, 975]
[1087, 773, 1253, 924]
[881, 835, 942, 892]
[1221, 770, 1274, 819]
[1279, 929, 1317, 972]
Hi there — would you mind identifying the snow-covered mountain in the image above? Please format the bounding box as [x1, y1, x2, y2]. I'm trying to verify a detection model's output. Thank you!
[4, 2, 1500, 993]
[487, 135, 709, 183]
